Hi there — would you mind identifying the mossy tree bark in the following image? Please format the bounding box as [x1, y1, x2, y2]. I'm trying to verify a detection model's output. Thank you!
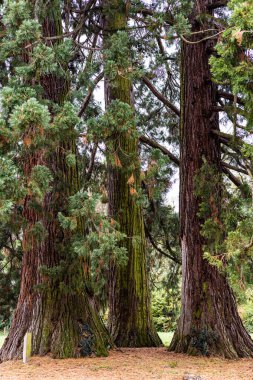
[103, 0, 161, 347]
[0, 0, 110, 361]
[169, 0, 253, 358]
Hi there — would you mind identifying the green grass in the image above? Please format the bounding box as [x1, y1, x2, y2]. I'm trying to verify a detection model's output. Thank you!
[0, 331, 252, 350]
[158, 332, 174, 347]
[0, 332, 174, 350]
[158, 332, 253, 348]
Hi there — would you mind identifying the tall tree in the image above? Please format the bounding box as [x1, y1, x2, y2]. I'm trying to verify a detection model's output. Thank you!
[170, 0, 253, 358]
[0, 0, 110, 361]
[102, 0, 161, 347]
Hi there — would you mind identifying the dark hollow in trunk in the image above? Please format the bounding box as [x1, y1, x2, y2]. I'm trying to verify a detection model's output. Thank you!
[170, 0, 253, 358]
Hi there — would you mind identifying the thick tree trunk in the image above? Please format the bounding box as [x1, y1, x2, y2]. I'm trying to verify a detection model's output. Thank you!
[103, 0, 161, 347]
[170, 0, 253, 358]
[0, 1, 110, 361]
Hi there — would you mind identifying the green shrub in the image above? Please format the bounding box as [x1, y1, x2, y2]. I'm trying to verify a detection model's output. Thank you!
[151, 289, 180, 332]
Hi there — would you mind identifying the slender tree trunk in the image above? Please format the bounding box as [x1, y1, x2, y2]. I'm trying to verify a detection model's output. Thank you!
[0, 1, 110, 361]
[103, 0, 161, 347]
[170, 0, 253, 358]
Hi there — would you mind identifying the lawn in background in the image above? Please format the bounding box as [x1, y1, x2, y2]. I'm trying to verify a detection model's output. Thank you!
[1, 331, 252, 350]
[158, 332, 174, 346]
[0, 332, 173, 349]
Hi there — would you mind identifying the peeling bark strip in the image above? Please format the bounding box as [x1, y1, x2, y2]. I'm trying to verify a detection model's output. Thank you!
[0, 0, 110, 361]
[169, 0, 253, 358]
[103, 0, 161, 347]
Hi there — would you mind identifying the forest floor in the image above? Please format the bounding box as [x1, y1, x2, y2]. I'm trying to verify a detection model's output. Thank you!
[1, 334, 253, 379]
[1, 347, 253, 380]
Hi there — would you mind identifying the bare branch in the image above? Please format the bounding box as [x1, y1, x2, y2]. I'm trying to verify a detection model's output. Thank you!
[218, 91, 245, 106]
[222, 166, 249, 197]
[142, 77, 180, 116]
[144, 223, 181, 264]
[139, 135, 179, 165]
[86, 142, 98, 181]
[207, 0, 229, 10]
[78, 72, 104, 117]
[221, 162, 248, 176]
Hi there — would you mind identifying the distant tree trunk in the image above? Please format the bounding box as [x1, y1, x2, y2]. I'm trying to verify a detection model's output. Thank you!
[170, 0, 253, 358]
[0, 1, 110, 361]
[103, 0, 161, 347]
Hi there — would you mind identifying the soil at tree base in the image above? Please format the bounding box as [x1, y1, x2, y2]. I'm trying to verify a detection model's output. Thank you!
[0, 348, 253, 380]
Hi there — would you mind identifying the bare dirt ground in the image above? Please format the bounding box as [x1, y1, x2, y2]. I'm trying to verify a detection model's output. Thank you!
[0, 348, 253, 380]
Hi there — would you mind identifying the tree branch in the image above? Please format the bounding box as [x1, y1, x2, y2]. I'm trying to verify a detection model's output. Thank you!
[140, 134, 249, 178]
[144, 223, 181, 264]
[207, 0, 228, 10]
[221, 161, 248, 175]
[245, 236, 253, 252]
[137, 8, 174, 25]
[218, 91, 244, 106]
[142, 76, 180, 116]
[78, 71, 104, 117]
[211, 129, 243, 145]
[222, 166, 249, 197]
[139, 135, 180, 165]
[86, 142, 98, 181]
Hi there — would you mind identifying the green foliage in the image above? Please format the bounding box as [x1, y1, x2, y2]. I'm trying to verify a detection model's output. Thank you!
[25, 43, 57, 75]
[239, 289, 253, 333]
[3, 0, 32, 28]
[0, 228, 22, 329]
[152, 288, 180, 331]
[58, 191, 128, 293]
[52, 102, 80, 138]
[15, 19, 41, 45]
[29, 165, 53, 200]
[1, 85, 37, 116]
[104, 31, 130, 81]
[9, 98, 50, 144]
[0, 157, 25, 222]
[66, 153, 76, 168]
[88, 100, 138, 170]
[190, 328, 219, 356]
[210, 0, 253, 128]
[88, 100, 136, 141]
[197, 161, 253, 299]
[104, 31, 143, 82]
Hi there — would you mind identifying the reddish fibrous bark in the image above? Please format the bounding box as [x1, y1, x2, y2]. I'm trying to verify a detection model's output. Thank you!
[170, 0, 253, 358]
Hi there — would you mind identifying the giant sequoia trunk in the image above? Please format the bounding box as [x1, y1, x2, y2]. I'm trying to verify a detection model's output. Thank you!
[170, 0, 253, 358]
[103, 0, 161, 347]
[0, 1, 110, 361]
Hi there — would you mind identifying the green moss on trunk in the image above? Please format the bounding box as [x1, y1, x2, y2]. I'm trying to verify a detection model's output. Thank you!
[103, 0, 161, 347]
